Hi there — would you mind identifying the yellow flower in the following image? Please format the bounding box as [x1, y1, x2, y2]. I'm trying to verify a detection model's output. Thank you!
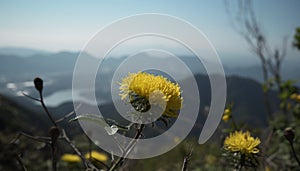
[61, 154, 81, 162]
[61, 151, 107, 163]
[290, 93, 300, 102]
[224, 109, 231, 115]
[119, 72, 182, 117]
[84, 151, 108, 162]
[296, 95, 300, 102]
[222, 114, 230, 122]
[224, 131, 260, 155]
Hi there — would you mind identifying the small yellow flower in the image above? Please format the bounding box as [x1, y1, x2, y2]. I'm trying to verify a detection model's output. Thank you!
[119, 72, 182, 117]
[222, 108, 231, 122]
[296, 95, 300, 102]
[84, 151, 108, 162]
[224, 109, 231, 115]
[61, 154, 81, 162]
[222, 114, 230, 122]
[224, 131, 260, 155]
[290, 93, 300, 102]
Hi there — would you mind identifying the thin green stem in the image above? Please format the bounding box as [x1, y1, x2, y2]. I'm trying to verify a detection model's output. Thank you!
[108, 124, 145, 171]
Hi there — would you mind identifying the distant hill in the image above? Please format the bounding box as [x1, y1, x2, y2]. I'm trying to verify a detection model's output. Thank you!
[0, 50, 299, 86]
[0, 47, 50, 57]
[0, 94, 50, 134]
[0, 52, 80, 77]
[182, 74, 275, 132]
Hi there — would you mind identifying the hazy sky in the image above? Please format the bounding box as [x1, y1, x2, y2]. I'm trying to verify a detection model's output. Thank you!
[0, 0, 299, 63]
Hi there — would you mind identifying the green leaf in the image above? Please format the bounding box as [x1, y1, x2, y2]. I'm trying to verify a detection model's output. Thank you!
[70, 114, 107, 127]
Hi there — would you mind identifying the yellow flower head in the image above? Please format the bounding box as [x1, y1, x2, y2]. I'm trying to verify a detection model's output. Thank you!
[119, 72, 182, 117]
[84, 150, 108, 162]
[61, 154, 81, 162]
[224, 109, 231, 115]
[222, 114, 230, 122]
[224, 131, 260, 155]
[290, 93, 300, 102]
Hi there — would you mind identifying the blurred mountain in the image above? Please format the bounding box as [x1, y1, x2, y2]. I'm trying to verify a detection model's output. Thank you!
[224, 62, 300, 83]
[0, 93, 50, 134]
[181, 74, 275, 133]
[0, 52, 79, 77]
[1, 49, 299, 87]
[0, 47, 50, 58]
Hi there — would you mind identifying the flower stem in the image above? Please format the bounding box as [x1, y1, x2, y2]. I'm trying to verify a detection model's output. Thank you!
[289, 141, 300, 167]
[108, 124, 145, 171]
[39, 91, 57, 127]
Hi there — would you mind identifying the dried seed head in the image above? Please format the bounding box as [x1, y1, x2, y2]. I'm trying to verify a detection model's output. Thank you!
[49, 126, 60, 143]
[34, 77, 43, 92]
[284, 127, 295, 142]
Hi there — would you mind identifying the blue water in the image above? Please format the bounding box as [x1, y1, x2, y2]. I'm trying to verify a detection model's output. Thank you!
[43, 89, 108, 107]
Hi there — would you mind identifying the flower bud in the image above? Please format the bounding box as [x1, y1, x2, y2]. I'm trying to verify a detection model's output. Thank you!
[222, 114, 230, 122]
[224, 109, 231, 115]
[34, 77, 43, 92]
[49, 126, 60, 144]
[284, 127, 295, 142]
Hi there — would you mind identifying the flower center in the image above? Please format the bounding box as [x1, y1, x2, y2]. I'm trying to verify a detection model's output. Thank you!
[129, 91, 151, 112]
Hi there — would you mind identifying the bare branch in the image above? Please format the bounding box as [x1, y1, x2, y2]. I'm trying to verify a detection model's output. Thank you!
[181, 145, 193, 171]
[108, 124, 145, 171]
[60, 129, 101, 170]
[11, 132, 51, 144]
[22, 91, 41, 102]
[55, 104, 82, 124]
[14, 152, 27, 171]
